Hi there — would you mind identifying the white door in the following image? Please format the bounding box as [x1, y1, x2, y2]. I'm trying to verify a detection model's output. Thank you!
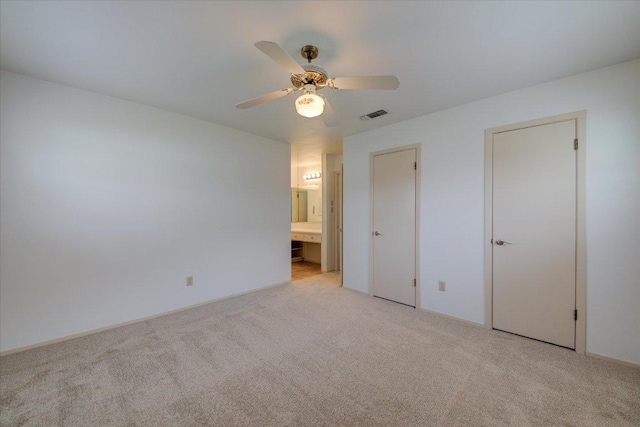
[372, 148, 417, 307]
[492, 120, 577, 348]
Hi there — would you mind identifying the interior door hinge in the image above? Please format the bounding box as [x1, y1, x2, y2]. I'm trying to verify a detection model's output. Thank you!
[414, 161, 417, 170]
[574, 309, 578, 321]
[413, 278, 416, 287]
[574, 138, 578, 150]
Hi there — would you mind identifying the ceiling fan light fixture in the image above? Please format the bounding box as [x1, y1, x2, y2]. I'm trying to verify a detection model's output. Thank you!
[295, 85, 325, 118]
[295, 93, 325, 118]
[237, 41, 400, 127]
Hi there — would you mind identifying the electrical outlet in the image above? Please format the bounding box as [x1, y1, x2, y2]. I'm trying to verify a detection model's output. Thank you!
[186, 276, 193, 287]
[438, 281, 446, 292]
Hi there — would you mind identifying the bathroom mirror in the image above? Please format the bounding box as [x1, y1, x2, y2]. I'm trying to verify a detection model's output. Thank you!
[291, 188, 322, 223]
[291, 188, 307, 222]
[291, 144, 322, 223]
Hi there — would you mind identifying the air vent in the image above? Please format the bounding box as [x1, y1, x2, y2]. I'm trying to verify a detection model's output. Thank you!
[360, 109, 389, 121]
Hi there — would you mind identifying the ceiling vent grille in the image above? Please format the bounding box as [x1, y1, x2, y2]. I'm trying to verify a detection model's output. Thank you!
[360, 109, 389, 121]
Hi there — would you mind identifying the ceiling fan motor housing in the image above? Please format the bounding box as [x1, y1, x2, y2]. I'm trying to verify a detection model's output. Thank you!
[291, 64, 328, 89]
[301, 45, 318, 62]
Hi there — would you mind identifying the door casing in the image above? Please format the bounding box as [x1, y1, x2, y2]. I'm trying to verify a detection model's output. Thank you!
[334, 169, 343, 284]
[369, 144, 421, 309]
[484, 111, 587, 354]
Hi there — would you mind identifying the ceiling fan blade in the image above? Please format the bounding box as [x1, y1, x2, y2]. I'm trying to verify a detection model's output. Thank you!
[235, 88, 294, 109]
[254, 41, 305, 75]
[319, 95, 339, 128]
[329, 76, 400, 90]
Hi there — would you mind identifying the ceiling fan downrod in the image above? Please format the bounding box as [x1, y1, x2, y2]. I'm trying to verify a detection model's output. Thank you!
[301, 45, 318, 63]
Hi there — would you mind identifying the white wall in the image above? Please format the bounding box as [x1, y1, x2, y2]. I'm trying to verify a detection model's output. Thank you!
[333, 155, 343, 172]
[343, 60, 640, 364]
[0, 71, 291, 352]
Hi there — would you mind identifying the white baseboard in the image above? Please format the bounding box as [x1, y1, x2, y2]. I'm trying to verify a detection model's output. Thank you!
[419, 307, 485, 328]
[416, 309, 638, 368]
[341, 285, 369, 296]
[586, 351, 640, 369]
[420, 310, 638, 369]
[344, 287, 484, 328]
[0, 280, 291, 357]
[9, 281, 636, 371]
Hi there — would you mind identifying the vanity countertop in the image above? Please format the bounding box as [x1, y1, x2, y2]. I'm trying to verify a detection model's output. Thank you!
[291, 222, 322, 235]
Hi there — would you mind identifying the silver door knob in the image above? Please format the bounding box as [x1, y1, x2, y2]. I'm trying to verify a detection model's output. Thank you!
[495, 239, 511, 245]
[374, 231, 383, 236]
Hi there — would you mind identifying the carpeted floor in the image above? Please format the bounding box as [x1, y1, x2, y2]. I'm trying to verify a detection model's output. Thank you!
[1, 273, 638, 426]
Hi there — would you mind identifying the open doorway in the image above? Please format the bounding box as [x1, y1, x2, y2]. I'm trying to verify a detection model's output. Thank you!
[290, 145, 343, 282]
[290, 144, 324, 281]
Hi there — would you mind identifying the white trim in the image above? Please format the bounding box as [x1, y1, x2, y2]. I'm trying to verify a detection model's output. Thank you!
[322, 153, 334, 273]
[334, 169, 343, 283]
[585, 352, 640, 370]
[484, 111, 587, 354]
[342, 286, 370, 296]
[419, 307, 484, 328]
[0, 280, 291, 357]
[369, 144, 421, 309]
[340, 163, 344, 285]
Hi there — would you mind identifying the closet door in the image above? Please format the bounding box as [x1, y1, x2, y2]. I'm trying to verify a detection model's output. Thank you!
[492, 120, 577, 348]
[372, 148, 417, 307]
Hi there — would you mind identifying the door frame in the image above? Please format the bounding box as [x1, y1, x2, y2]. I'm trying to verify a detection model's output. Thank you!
[334, 169, 344, 285]
[369, 144, 421, 309]
[484, 111, 586, 354]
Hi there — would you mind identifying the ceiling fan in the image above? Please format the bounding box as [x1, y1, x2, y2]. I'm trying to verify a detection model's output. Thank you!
[235, 41, 400, 127]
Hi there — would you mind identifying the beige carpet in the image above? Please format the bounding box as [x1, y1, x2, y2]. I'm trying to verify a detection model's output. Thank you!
[1, 273, 638, 426]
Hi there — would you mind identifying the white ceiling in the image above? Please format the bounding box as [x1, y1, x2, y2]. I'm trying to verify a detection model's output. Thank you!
[2, 1, 639, 166]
